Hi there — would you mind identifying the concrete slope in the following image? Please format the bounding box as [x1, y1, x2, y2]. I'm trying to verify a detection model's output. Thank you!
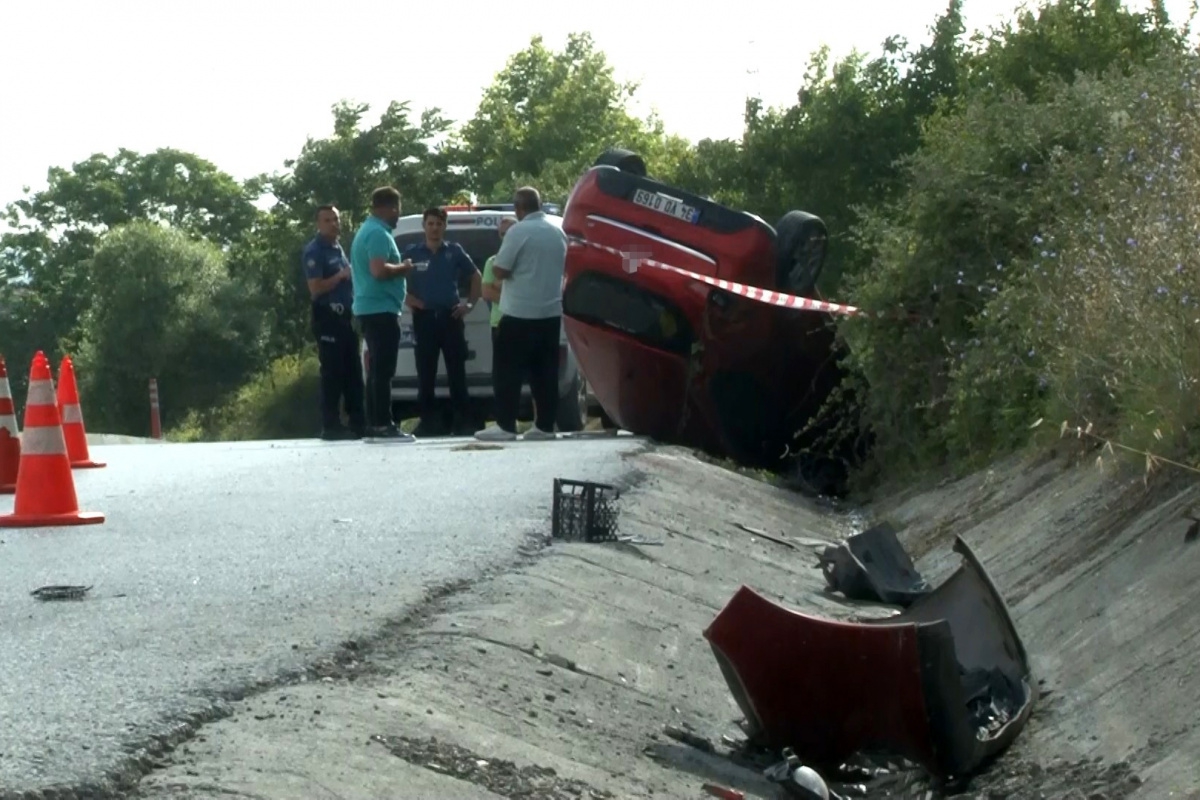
[875, 449, 1200, 797]
[130, 446, 1152, 800]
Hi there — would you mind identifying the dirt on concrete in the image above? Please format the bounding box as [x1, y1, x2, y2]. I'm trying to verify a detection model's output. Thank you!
[128, 444, 1200, 799]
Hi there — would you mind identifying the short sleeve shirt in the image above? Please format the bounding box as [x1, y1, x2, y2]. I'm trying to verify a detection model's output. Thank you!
[481, 255, 504, 327]
[493, 212, 567, 319]
[301, 236, 354, 308]
[403, 240, 478, 311]
[349, 215, 406, 316]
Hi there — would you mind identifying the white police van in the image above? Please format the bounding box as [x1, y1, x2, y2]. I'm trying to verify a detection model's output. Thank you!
[360, 203, 595, 432]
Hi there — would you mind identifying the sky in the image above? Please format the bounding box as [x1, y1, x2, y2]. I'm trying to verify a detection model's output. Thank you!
[0, 0, 1194, 211]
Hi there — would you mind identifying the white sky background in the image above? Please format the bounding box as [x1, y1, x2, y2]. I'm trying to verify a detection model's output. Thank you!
[0, 0, 1193, 211]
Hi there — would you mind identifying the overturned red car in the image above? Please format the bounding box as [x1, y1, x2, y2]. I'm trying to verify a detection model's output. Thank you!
[560, 149, 847, 476]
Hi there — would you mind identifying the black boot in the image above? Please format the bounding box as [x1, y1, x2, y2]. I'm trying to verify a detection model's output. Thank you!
[411, 417, 442, 438]
[320, 425, 359, 441]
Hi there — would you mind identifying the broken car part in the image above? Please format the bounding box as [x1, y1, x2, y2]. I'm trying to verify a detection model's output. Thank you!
[763, 748, 831, 800]
[817, 522, 932, 606]
[703, 535, 1037, 780]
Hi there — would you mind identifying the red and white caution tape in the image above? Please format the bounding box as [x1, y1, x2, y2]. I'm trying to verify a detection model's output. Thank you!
[567, 236, 861, 317]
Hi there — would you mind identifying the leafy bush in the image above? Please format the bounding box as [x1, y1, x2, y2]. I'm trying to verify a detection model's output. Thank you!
[1011, 49, 1200, 457]
[74, 221, 266, 436]
[170, 349, 321, 442]
[839, 47, 1200, 477]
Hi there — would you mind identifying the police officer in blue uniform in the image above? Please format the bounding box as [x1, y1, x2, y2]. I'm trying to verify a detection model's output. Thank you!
[303, 204, 367, 440]
[403, 206, 482, 437]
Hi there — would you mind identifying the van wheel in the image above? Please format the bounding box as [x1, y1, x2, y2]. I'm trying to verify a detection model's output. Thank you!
[775, 211, 828, 296]
[593, 148, 648, 177]
[556, 373, 587, 433]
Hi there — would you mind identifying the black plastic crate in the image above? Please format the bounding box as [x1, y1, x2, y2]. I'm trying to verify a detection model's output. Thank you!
[551, 478, 620, 542]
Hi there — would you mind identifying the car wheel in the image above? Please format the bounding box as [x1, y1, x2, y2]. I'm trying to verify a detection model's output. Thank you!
[775, 211, 829, 296]
[593, 148, 648, 177]
[556, 373, 587, 433]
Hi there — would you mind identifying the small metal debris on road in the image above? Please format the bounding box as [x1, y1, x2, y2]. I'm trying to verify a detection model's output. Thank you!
[763, 748, 831, 800]
[616, 535, 663, 546]
[31, 585, 92, 601]
[732, 522, 800, 551]
[551, 478, 620, 542]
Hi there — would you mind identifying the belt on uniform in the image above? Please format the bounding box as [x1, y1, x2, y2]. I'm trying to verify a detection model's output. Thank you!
[314, 302, 350, 317]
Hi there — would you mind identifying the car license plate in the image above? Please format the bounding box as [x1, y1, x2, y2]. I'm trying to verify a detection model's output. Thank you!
[632, 188, 699, 223]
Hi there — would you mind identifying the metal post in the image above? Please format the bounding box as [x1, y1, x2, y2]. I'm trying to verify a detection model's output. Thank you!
[149, 378, 162, 440]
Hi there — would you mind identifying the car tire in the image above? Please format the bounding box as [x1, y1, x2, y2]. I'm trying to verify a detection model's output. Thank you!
[775, 211, 829, 296]
[593, 148, 648, 177]
[556, 373, 588, 433]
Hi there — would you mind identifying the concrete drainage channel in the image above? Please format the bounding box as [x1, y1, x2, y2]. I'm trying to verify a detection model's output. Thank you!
[5, 441, 1189, 799]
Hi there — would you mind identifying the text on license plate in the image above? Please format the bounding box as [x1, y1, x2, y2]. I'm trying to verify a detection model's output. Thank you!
[632, 189, 699, 223]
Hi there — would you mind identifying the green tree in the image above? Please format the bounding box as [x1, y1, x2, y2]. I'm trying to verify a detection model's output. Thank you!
[966, 0, 1183, 102]
[456, 32, 691, 201]
[268, 101, 463, 228]
[0, 148, 260, 400]
[225, 210, 312, 361]
[713, 0, 968, 295]
[839, 0, 1191, 476]
[242, 100, 468, 362]
[74, 222, 265, 436]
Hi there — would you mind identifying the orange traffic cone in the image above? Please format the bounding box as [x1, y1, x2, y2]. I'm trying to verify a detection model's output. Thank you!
[0, 351, 104, 528]
[0, 356, 19, 494]
[56, 355, 106, 469]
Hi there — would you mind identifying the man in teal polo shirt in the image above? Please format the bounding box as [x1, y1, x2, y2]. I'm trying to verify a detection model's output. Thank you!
[351, 186, 417, 443]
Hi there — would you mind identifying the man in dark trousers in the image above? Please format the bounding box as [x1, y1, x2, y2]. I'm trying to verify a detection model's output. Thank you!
[350, 186, 418, 443]
[475, 187, 567, 442]
[404, 206, 482, 437]
[303, 204, 366, 440]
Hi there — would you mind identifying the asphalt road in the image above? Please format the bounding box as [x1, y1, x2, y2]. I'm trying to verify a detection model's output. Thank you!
[0, 435, 641, 795]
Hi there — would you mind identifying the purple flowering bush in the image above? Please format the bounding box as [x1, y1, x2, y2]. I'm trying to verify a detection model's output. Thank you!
[1011, 50, 1200, 455]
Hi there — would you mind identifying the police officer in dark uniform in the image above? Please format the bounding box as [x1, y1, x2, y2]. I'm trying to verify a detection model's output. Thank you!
[303, 204, 367, 440]
[404, 206, 482, 437]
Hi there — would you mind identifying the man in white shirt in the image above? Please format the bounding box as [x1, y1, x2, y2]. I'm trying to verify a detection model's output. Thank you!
[475, 186, 568, 442]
